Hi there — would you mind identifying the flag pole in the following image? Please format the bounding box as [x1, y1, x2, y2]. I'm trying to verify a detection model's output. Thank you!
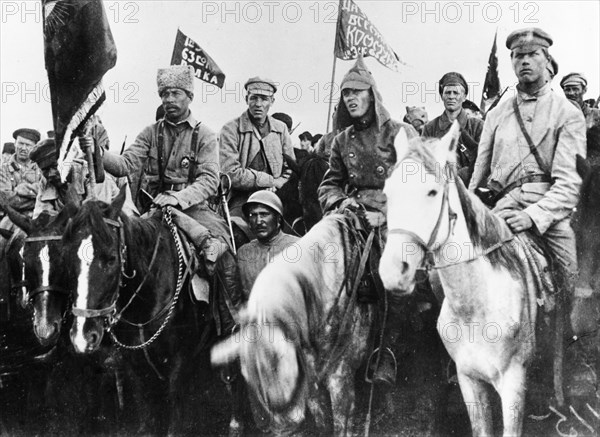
[326, 57, 338, 133]
[326, 0, 344, 133]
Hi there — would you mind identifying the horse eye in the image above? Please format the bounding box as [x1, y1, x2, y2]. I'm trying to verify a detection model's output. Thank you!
[427, 189, 438, 197]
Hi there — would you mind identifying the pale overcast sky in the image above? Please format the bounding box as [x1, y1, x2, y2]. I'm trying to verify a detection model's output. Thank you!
[1, 1, 599, 149]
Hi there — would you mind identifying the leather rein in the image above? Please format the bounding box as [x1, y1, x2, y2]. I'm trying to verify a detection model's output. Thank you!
[23, 235, 70, 301]
[70, 207, 186, 350]
[387, 177, 457, 272]
[387, 173, 514, 272]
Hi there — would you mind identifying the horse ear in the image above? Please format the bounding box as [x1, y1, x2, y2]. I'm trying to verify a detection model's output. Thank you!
[576, 154, 590, 180]
[210, 335, 241, 366]
[0, 229, 13, 240]
[1, 204, 32, 235]
[394, 127, 410, 161]
[107, 185, 127, 220]
[436, 121, 460, 165]
[64, 182, 82, 209]
[283, 153, 300, 175]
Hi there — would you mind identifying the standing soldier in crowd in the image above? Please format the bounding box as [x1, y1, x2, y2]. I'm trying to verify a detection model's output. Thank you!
[237, 190, 299, 300]
[560, 72, 600, 161]
[0, 128, 41, 218]
[2, 142, 15, 166]
[219, 77, 294, 234]
[469, 28, 587, 408]
[422, 72, 483, 185]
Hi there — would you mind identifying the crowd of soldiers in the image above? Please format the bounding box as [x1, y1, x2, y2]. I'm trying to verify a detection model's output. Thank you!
[1, 25, 599, 413]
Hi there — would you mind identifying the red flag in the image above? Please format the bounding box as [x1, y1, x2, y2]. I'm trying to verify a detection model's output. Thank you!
[42, 0, 117, 180]
[480, 30, 501, 114]
[170, 29, 226, 89]
[334, 0, 404, 72]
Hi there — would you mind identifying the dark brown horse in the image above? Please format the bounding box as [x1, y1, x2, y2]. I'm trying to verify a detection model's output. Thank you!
[61, 188, 242, 435]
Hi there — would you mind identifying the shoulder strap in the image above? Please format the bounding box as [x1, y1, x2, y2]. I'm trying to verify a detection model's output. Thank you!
[188, 122, 202, 185]
[512, 97, 550, 175]
[157, 120, 165, 192]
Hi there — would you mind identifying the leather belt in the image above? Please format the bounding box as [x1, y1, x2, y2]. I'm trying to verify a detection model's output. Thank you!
[164, 183, 187, 192]
[493, 174, 551, 200]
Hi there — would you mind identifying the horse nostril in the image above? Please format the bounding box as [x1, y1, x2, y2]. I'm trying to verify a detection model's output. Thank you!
[400, 261, 409, 275]
[88, 332, 99, 345]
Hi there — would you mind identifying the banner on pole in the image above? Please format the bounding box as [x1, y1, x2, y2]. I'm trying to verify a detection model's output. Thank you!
[171, 29, 225, 88]
[334, 0, 405, 72]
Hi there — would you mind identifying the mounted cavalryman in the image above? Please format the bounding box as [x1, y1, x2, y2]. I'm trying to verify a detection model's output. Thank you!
[100, 65, 241, 337]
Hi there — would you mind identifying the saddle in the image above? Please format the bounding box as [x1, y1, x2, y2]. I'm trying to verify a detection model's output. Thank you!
[339, 209, 382, 303]
[515, 231, 557, 313]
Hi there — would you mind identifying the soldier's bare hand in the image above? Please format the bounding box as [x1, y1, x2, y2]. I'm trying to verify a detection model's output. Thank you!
[153, 193, 178, 207]
[498, 210, 533, 233]
[272, 177, 287, 190]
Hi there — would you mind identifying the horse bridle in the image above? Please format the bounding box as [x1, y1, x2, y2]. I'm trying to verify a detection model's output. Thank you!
[387, 174, 457, 272]
[23, 235, 71, 303]
[71, 217, 129, 323]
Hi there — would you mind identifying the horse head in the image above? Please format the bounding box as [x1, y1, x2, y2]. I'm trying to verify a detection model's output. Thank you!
[380, 122, 460, 294]
[25, 205, 78, 347]
[63, 186, 127, 353]
[211, 302, 306, 431]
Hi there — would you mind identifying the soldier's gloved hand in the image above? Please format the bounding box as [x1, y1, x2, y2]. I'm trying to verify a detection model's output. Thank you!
[153, 193, 178, 207]
[364, 211, 386, 227]
[79, 135, 94, 153]
[14, 182, 38, 198]
[337, 197, 360, 212]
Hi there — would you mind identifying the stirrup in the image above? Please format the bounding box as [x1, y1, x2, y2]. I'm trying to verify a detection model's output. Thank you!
[364, 347, 397, 384]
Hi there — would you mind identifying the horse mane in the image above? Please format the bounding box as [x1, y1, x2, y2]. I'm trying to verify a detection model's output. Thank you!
[64, 201, 165, 276]
[403, 139, 526, 277]
[243, 214, 355, 425]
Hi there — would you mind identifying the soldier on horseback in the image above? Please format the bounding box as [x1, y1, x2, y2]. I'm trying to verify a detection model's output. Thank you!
[468, 28, 587, 406]
[318, 56, 429, 386]
[98, 65, 241, 336]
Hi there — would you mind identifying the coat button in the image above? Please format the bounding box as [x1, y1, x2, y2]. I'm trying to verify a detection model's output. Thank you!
[357, 194, 361, 199]
[376, 165, 385, 175]
[349, 152, 355, 158]
[350, 135, 355, 139]
[350, 173, 355, 178]
[526, 116, 533, 122]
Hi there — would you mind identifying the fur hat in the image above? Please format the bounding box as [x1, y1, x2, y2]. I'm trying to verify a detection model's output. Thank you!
[157, 65, 195, 96]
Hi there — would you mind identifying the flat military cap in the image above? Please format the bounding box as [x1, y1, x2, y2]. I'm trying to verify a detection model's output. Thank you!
[438, 72, 468, 95]
[506, 28, 553, 53]
[29, 138, 57, 170]
[244, 77, 277, 96]
[560, 72, 587, 89]
[3, 142, 15, 154]
[13, 128, 41, 143]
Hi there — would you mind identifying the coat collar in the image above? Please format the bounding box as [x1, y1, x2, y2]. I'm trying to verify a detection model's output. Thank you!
[239, 111, 285, 134]
[438, 108, 468, 130]
[164, 111, 197, 128]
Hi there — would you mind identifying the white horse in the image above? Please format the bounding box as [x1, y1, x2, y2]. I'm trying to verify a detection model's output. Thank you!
[379, 123, 543, 436]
